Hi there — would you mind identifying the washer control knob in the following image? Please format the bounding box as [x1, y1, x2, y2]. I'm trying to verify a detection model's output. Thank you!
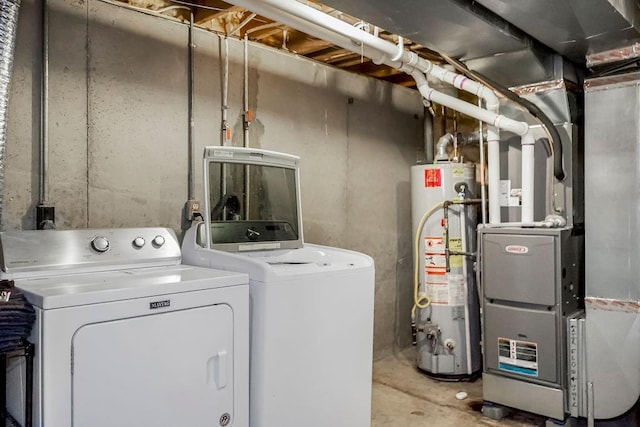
[91, 236, 110, 253]
[133, 237, 145, 248]
[152, 235, 165, 247]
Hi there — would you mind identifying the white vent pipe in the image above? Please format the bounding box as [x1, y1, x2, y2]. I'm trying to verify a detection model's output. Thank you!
[226, 0, 535, 224]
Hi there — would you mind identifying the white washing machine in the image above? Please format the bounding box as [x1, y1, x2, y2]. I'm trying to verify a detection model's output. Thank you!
[183, 233, 374, 427]
[0, 227, 249, 427]
[182, 147, 375, 427]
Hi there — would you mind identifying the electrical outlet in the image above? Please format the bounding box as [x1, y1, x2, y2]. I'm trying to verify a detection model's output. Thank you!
[186, 200, 201, 221]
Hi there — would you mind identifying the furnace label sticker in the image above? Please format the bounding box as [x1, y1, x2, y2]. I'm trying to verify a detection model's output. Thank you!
[499, 180, 522, 207]
[424, 168, 442, 187]
[498, 337, 538, 377]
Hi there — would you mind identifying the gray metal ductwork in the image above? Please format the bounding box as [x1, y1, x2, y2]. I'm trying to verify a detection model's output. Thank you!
[322, 0, 640, 67]
[0, 0, 21, 230]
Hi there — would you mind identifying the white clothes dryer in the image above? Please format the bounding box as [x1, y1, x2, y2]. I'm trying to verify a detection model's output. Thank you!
[0, 228, 249, 427]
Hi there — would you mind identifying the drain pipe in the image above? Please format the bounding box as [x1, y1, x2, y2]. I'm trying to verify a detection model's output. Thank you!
[0, 0, 21, 229]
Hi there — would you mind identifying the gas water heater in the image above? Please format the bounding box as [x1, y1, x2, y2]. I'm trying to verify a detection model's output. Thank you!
[411, 161, 481, 378]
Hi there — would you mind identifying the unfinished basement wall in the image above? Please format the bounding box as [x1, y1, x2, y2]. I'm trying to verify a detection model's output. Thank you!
[6, 0, 424, 358]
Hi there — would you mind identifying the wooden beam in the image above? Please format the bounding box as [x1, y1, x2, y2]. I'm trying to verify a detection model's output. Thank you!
[195, 4, 243, 28]
[289, 38, 334, 55]
[330, 55, 371, 68]
[249, 26, 286, 41]
[306, 46, 348, 62]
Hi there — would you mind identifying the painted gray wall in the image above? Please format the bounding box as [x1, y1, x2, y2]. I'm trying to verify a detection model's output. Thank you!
[7, 0, 424, 358]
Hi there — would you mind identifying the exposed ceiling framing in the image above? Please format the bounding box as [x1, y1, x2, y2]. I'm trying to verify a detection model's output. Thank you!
[119, 0, 445, 88]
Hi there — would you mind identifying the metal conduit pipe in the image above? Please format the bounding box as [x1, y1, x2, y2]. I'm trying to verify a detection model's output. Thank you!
[188, 10, 195, 200]
[40, 0, 49, 206]
[0, 0, 21, 228]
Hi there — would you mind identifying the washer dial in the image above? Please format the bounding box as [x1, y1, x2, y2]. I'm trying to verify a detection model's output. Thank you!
[91, 236, 110, 252]
[133, 237, 145, 248]
[152, 235, 165, 247]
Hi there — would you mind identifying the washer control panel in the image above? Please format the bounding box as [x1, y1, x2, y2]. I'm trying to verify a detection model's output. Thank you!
[0, 228, 181, 276]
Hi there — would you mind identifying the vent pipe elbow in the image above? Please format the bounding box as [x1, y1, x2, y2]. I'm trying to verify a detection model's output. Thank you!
[435, 133, 454, 161]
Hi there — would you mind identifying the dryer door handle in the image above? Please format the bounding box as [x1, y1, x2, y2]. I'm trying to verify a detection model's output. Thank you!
[208, 350, 228, 389]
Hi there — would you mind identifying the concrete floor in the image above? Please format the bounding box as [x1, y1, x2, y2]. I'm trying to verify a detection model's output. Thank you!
[371, 349, 546, 426]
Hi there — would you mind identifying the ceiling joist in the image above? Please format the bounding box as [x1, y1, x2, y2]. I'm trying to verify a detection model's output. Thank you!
[116, 0, 444, 88]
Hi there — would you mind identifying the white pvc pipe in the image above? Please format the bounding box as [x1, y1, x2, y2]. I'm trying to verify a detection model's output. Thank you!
[487, 126, 501, 224]
[424, 65, 499, 112]
[478, 100, 487, 225]
[460, 205, 472, 375]
[521, 130, 535, 223]
[390, 36, 404, 61]
[226, 0, 537, 227]
[411, 72, 528, 135]
[224, 0, 506, 115]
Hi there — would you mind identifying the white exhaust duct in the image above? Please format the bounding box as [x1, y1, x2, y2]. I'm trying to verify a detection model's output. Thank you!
[0, 0, 21, 228]
[225, 0, 538, 225]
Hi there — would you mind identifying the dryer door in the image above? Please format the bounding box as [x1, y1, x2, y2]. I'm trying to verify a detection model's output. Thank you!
[72, 304, 234, 427]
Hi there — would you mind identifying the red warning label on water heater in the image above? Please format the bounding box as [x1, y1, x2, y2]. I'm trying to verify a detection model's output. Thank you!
[424, 168, 441, 187]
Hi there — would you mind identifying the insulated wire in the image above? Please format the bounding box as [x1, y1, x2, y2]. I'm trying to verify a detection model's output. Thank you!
[412, 201, 445, 320]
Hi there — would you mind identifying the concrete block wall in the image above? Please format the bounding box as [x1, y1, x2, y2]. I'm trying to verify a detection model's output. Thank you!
[6, 0, 424, 358]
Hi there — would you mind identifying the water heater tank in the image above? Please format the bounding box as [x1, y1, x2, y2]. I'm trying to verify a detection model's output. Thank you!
[410, 162, 480, 378]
